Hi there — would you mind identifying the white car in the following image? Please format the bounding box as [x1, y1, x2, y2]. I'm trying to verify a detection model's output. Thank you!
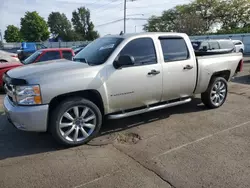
[0, 50, 20, 63]
[232, 40, 244, 53]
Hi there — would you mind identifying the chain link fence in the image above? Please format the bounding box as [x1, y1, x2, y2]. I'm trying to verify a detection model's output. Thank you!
[1, 41, 91, 53]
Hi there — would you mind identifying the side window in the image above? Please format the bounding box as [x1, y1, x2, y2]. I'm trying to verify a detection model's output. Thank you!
[234, 42, 242, 45]
[38, 51, 61, 62]
[119, 38, 157, 66]
[160, 37, 189, 62]
[199, 41, 209, 50]
[219, 41, 234, 49]
[62, 51, 73, 60]
[210, 42, 220, 50]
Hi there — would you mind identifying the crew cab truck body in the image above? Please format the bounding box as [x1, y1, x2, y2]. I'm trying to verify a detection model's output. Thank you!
[3, 32, 243, 146]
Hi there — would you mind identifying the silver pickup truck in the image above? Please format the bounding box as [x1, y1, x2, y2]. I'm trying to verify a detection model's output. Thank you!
[3, 32, 243, 146]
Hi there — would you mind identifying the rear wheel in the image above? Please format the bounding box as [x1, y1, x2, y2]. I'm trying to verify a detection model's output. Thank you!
[240, 49, 244, 54]
[50, 97, 102, 146]
[201, 77, 228, 109]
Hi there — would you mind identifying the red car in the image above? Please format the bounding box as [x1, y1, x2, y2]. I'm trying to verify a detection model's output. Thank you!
[0, 48, 75, 88]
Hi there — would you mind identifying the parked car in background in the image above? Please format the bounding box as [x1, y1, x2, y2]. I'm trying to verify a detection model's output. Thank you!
[0, 50, 20, 63]
[73, 46, 85, 55]
[3, 32, 243, 146]
[17, 42, 47, 61]
[72, 44, 88, 55]
[191, 39, 235, 55]
[232, 40, 244, 53]
[0, 48, 74, 89]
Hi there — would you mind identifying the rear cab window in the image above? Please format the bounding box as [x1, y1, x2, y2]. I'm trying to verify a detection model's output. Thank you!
[159, 37, 189, 62]
[62, 50, 73, 60]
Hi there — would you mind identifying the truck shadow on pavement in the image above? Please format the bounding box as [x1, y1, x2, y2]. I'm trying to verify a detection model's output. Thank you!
[232, 75, 250, 85]
[0, 98, 208, 160]
[99, 98, 208, 139]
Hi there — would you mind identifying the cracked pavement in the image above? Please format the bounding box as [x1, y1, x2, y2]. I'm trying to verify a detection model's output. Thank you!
[0, 63, 250, 188]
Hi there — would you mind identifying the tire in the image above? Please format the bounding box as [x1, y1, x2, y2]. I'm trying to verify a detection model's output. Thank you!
[201, 77, 228, 109]
[239, 49, 244, 54]
[49, 97, 102, 146]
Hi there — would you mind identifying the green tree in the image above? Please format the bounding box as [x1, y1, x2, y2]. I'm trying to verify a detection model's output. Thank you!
[144, 0, 250, 35]
[216, 0, 250, 30]
[71, 7, 99, 41]
[192, 0, 220, 31]
[48, 12, 75, 41]
[4, 25, 22, 42]
[20, 11, 50, 42]
[144, 4, 207, 35]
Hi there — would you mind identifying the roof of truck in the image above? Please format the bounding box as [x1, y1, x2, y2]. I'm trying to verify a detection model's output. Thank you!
[104, 32, 187, 38]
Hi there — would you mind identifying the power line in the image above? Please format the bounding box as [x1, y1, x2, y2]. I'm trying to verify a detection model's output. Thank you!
[126, 0, 189, 10]
[87, 0, 100, 7]
[91, 0, 121, 13]
[92, 2, 122, 19]
[96, 19, 124, 27]
[95, 17, 154, 28]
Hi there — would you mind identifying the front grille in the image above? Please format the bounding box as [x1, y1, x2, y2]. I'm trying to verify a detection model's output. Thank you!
[4, 83, 15, 103]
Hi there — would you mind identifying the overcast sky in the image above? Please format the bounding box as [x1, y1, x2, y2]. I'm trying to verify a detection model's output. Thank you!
[0, 0, 190, 39]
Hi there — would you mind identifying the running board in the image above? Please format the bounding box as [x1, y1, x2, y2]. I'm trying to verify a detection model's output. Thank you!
[107, 98, 192, 119]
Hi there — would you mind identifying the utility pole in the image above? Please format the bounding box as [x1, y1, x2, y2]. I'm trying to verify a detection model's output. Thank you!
[124, 0, 127, 33]
[0, 29, 2, 43]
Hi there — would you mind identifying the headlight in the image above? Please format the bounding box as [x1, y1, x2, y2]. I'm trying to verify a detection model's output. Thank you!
[15, 85, 42, 105]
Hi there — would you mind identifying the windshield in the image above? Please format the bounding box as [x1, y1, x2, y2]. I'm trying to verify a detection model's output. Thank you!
[191, 41, 201, 50]
[73, 37, 124, 65]
[22, 50, 42, 65]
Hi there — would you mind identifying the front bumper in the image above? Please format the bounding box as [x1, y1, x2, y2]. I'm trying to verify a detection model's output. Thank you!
[3, 96, 49, 132]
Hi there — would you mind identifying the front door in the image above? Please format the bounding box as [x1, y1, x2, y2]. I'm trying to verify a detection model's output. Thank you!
[105, 37, 163, 113]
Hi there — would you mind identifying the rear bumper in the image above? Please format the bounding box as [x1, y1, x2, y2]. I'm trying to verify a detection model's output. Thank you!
[3, 96, 49, 132]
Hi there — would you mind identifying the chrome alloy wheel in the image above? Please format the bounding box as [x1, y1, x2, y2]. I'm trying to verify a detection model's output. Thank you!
[210, 81, 227, 107]
[59, 106, 97, 143]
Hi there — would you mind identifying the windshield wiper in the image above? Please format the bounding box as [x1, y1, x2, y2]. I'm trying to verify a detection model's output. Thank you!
[73, 57, 89, 65]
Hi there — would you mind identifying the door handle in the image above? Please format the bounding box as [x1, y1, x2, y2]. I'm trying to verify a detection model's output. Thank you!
[148, 70, 160, 75]
[183, 65, 193, 70]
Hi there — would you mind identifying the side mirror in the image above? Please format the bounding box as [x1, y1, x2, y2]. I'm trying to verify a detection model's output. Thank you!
[114, 55, 135, 69]
[202, 46, 208, 51]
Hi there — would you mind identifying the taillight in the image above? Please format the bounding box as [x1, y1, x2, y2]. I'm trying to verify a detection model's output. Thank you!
[11, 55, 18, 58]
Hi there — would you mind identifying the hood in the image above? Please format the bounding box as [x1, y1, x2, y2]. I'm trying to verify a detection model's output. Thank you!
[0, 62, 22, 69]
[7, 59, 90, 79]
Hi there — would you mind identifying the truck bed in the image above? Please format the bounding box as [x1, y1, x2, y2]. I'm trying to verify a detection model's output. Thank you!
[194, 52, 243, 94]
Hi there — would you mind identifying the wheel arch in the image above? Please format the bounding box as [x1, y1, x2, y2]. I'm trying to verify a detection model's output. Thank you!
[48, 90, 105, 129]
[210, 70, 231, 83]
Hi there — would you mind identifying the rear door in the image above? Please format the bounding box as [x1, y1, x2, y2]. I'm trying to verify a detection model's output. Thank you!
[159, 36, 197, 101]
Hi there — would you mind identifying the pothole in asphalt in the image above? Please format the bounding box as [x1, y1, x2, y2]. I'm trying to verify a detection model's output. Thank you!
[115, 132, 141, 144]
[88, 133, 118, 146]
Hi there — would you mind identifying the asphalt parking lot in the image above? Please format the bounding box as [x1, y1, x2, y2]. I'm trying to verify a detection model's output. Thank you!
[0, 63, 250, 188]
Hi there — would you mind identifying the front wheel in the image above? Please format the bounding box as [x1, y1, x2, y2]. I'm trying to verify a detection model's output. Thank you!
[201, 77, 228, 109]
[50, 97, 102, 146]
